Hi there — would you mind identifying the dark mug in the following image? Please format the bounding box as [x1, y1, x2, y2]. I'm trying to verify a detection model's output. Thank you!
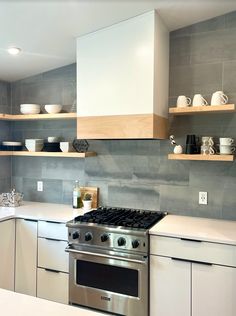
[185, 135, 197, 154]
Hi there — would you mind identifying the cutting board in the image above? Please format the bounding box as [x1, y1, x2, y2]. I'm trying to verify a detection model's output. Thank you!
[80, 187, 99, 208]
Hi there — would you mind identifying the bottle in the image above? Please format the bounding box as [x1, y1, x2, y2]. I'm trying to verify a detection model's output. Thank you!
[72, 180, 83, 209]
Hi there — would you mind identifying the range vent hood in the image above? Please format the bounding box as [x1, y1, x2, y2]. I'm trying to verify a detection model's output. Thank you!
[77, 10, 169, 139]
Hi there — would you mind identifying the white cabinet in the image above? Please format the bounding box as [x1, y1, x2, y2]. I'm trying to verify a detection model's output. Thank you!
[150, 235, 236, 316]
[150, 256, 191, 316]
[15, 219, 37, 296]
[37, 268, 68, 304]
[38, 238, 68, 273]
[192, 263, 236, 316]
[77, 10, 169, 139]
[0, 220, 15, 290]
[37, 221, 69, 304]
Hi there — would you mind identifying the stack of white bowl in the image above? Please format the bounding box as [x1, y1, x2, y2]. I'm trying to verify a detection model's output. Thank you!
[25, 139, 44, 152]
[20, 104, 41, 114]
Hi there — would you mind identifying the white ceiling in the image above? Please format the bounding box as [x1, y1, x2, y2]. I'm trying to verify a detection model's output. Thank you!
[1, 0, 236, 82]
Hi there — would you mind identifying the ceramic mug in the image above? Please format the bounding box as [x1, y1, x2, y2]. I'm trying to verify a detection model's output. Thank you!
[201, 145, 215, 155]
[192, 94, 208, 106]
[177, 95, 191, 108]
[219, 145, 236, 155]
[202, 136, 214, 147]
[211, 91, 228, 105]
[219, 137, 234, 145]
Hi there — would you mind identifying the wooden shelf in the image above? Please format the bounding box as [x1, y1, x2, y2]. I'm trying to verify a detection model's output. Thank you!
[0, 151, 13, 156]
[0, 151, 96, 158]
[169, 104, 235, 115]
[0, 113, 77, 121]
[168, 154, 235, 162]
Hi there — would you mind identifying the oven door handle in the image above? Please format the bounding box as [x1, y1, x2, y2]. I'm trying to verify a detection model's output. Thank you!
[65, 246, 146, 264]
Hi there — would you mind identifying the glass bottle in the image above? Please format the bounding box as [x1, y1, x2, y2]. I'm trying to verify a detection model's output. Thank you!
[72, 180, 83, 209]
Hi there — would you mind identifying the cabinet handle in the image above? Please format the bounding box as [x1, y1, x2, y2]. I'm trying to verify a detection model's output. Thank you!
[45, 237, 62, 242]
[180, 238, 202, 243]
[23, 218, 37, 222]
[45, 220, 63, 224]
[171, 257, 212, 266]
[44, 268, 60, 274]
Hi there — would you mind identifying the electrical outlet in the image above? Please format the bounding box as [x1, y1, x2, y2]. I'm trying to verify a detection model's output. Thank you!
[37, 181, 43, 192]
[199, 191, 207, 205]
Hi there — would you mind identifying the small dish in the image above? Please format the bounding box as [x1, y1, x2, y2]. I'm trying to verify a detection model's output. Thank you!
[48, 137, 60, 143]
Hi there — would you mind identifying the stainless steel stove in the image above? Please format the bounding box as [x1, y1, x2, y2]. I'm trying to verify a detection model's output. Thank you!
[66, 206, 166, 316]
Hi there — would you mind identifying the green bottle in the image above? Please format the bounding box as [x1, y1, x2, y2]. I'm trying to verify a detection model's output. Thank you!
[72, 180, 83, 209]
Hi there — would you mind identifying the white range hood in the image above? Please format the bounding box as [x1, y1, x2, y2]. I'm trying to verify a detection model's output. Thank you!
[76, 10, 169, 139]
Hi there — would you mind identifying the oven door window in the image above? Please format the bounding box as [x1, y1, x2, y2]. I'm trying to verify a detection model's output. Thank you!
[76, 260, 138, 297]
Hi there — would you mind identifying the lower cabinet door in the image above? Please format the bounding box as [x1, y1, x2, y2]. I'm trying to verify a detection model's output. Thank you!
[15, 219, 37, 295]
[0, 220, 15, 290]
[150, 255, 191, 316]
[192, 263, 236, 316]
[37, 268, 69, 304]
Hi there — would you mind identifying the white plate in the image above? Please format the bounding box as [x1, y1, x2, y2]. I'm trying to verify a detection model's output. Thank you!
[2, 141, 22, 146]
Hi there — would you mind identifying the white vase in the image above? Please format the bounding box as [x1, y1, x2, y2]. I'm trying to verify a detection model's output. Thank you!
[83, 200, 92, 211]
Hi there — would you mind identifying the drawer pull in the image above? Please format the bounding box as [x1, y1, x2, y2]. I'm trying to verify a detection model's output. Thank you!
[44, 268, 60, 273]
[24, 218, 37, 222]
[171, 257, 212, 266]
[180, 238, 202, 243]
[45, 220, 63, 224]
[45, 237, 62, 242]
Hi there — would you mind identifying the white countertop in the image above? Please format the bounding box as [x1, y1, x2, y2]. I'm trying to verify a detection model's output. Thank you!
[0, 201, 85, 223]
[0, 288, 109, 316]
[150, 215, 236, 245]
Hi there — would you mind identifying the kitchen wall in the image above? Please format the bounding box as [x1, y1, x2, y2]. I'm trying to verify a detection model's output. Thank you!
[9, 10, 236, 220]
[0, 80, 11, 192]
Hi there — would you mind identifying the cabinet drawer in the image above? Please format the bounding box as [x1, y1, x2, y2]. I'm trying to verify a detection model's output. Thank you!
[38, 238, 69, 273]
[37, 268, 68, 304]
[38, 221, 68, 241]
[150, 236, 236, 267]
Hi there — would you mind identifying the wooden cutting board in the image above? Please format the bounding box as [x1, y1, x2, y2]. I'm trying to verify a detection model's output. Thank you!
[80, 187, 99, 208]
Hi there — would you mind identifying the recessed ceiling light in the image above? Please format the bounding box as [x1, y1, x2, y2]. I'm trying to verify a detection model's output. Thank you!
[7, 47, 22, 56]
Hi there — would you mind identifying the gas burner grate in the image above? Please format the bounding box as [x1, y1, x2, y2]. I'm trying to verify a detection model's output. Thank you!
[74, 206, 165, 229]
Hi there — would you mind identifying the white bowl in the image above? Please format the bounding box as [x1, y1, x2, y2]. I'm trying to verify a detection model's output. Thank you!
[48, 137, 60, 143]
[25, 139, 44, 143]
[45, 104, 62, 114]
[20, 104, 41, 114]
[25, 143, 44, 152]
[20, 104, 40, 108]
[60, 142, 75, 153]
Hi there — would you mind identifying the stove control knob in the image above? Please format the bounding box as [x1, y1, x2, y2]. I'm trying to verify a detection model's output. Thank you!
[101, 234, 109, 242]
[117, 237, 126, 247]
[132, 240, 140, 249]
[72, 231, 80, 240]
[85, 232, 93, 242]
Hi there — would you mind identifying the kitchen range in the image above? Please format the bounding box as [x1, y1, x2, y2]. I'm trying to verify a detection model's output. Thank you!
[66, 207, 166, 316]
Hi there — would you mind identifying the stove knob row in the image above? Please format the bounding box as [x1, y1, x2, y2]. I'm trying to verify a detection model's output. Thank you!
[117, 237, 126, 247]
[72, 231, 80, 240]
[132, 239, 140, 249]
[101, 233, 109, 242]
[85, 232, 93, 242]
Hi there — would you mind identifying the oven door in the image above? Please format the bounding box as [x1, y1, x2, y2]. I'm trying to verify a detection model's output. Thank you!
[65, 245, 148, 316]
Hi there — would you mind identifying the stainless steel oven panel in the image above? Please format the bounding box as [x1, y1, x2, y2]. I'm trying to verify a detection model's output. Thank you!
[68, 226, 148, 253]
[66, 246, 148, 316]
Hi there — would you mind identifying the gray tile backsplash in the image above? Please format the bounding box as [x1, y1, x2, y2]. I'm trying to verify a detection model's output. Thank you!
[1, 11, 236, 220]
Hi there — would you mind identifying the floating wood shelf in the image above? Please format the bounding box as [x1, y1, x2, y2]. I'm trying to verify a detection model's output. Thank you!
[0, 151, 96, 158]
[0, 113, 77, 121]
[168, 154, 235, 162]
[169, 104, 235, 115]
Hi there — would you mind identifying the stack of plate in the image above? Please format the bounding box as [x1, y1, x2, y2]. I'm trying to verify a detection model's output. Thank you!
[20, 104, 41, 114]
[1, 141, 22, 151]
[25, 139, 44, 152]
